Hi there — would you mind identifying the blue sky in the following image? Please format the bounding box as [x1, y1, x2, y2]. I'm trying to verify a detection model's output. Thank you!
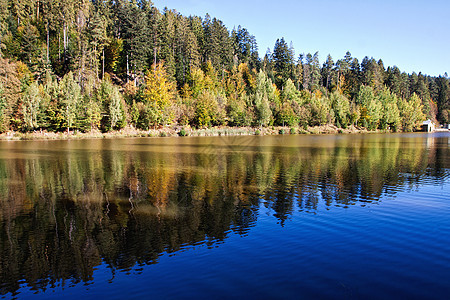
[152, 0, 449, 77]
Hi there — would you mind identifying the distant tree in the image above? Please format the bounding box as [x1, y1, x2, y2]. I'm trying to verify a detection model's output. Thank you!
[303, 52, 321, 91]
[378, 87, 400, 131]
[361, 57, 384, 92]
[436, 76, 450, 123]
[22, 81, 41, 130]
[322, 54, 335, 90]
[272, 38, 294, 89]
[144, 62, 175, 126]
[357, 85, 382, 130]
[203, 15, 233, 72]
[59, 72, 82, 132]
[194, 89, 219, 128]
[308, 91, 333, 126]
[109, 85, 125, 129]
[399, 93, 425, 131]
[330, 91, 350, 128]
[253, 70, 273, 126]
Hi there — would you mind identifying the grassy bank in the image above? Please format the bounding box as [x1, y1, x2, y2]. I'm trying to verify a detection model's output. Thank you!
[0, 125, 377, 141]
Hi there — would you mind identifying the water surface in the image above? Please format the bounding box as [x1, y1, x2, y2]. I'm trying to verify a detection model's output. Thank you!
[0, 133, 449, 299]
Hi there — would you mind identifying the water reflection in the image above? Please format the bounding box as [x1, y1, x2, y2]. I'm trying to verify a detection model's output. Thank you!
[0, 133, 448, 296]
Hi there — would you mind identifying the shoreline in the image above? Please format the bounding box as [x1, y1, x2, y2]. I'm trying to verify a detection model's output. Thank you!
[0, 125, 400, 141]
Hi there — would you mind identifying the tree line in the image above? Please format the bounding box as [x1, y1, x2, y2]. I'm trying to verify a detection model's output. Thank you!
[0, 0, 449, 133]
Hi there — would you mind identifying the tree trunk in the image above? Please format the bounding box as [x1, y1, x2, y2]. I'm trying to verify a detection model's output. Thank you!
[46, 23, 49, 63]
[95, 46, 98, 80]
[102, 49, 105, 79]
[58, 33, 61, 60]
[63, 24, 66, 51]
[126, 54, 129, 83]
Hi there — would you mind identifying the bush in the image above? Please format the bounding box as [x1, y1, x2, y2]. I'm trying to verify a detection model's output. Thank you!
[178, 128, 188, 136]
[290, 127, 296, 134]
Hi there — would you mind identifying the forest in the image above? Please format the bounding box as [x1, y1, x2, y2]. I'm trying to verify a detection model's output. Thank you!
[0, 0, 449, 134]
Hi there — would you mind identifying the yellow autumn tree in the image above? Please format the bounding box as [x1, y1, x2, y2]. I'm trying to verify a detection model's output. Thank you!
[144, 62, 175, 127]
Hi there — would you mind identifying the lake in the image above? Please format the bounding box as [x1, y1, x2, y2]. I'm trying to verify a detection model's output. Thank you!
[0, 133, 449, 299]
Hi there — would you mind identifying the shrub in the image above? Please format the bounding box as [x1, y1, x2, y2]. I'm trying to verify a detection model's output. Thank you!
[178, 128, 188, 136]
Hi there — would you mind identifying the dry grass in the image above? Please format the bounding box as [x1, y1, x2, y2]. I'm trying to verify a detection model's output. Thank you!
[0, 125, 380, 141]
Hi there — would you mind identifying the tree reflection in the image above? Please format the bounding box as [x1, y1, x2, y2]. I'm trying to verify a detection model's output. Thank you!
[0, 135, 448, 295]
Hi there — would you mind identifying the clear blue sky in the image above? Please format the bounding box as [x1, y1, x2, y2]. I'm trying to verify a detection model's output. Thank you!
[152, 0, 449, 77]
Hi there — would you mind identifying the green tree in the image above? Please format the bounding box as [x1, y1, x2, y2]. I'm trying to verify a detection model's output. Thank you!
[109, 85, 125, 129]
[399, 93, 425, 131]
[272, 38, 294, 89]
[322, 54, 335, 91]
[378, 87, 400, 131]
[399, 94, 425, 131]
[308, 91, 333, 126]
[330, 91, 350, 128]
[357, 85, 382, 130]
[436, 76, 450, 123]
[203, 15, 233, 72]
[59, 71, 81, 132]
[253, 70, 273, 126]
[194, 89, 218, 127]
[22, 81, 41, 130]
[144, 62, 175, 126]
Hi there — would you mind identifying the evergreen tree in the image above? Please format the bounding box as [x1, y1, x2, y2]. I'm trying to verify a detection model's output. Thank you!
[272, 38, 294, 89]
[322, 54, 335, 90]
[203, 15, 233, 72]
[118, 0, 149, 81]
[436, 76, 450, 123]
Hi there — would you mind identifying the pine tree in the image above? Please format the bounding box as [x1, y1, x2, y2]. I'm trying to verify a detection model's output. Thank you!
[272, 38, 294, 89]
[19, 23, 40, 72]
[322, 54, 334, 90]
[436, 76, 450, 123]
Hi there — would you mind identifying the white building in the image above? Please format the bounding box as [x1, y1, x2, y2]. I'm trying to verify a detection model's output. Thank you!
[422, 120, 435, 132]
